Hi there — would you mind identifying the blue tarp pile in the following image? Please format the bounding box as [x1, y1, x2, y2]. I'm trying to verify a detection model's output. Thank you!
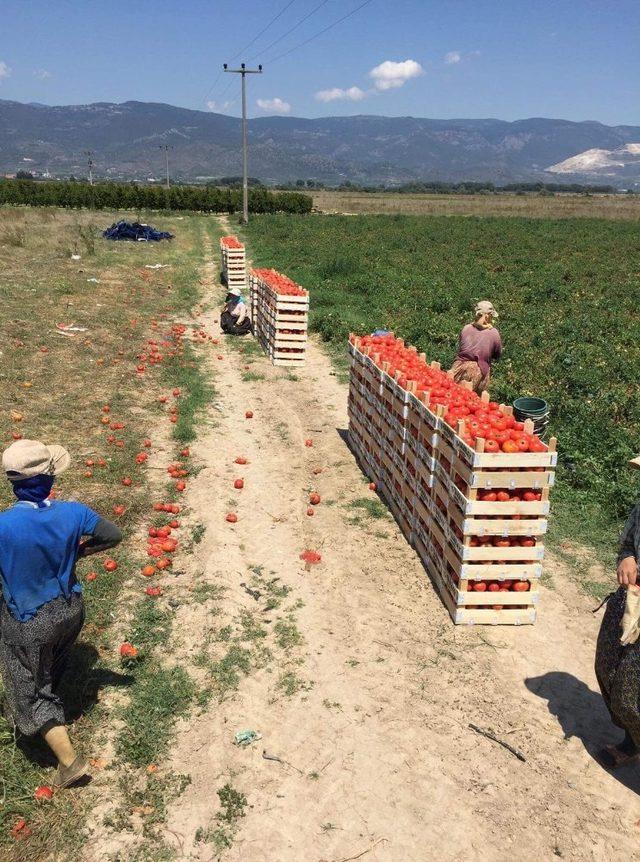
[102, 221, 174, 242]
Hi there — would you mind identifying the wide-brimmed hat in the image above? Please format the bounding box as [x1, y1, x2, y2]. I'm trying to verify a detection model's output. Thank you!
[475, 300, 498, 318]
[228, 287, 242, 297]
[630, 454, 640, 470]
[2, 439, 71, 481]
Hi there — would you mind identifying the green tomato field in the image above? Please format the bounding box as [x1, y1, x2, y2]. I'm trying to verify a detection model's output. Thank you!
[245, 214, 640, 580]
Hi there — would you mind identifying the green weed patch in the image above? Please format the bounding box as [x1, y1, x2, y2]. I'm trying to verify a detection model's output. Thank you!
[245, 214, 640, 569]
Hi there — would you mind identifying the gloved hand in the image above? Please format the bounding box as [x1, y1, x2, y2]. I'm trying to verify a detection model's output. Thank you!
[621, 584, 640, 646]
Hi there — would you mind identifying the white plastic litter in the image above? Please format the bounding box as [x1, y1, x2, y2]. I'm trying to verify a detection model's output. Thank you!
[144, 264, 170, 270]
[56, 323, 88, 333]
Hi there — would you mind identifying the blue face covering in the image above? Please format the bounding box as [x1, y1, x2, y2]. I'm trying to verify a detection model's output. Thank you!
[11, 474, 55, 508]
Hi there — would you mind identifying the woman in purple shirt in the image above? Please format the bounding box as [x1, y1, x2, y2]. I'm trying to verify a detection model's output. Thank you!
[449, 300, 503, 394]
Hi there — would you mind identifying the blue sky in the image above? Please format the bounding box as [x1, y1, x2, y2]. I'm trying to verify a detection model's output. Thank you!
[0, 0, 638, 125]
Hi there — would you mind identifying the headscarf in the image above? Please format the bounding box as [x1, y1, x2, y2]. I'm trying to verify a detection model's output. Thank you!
[11, 474, 55, 508]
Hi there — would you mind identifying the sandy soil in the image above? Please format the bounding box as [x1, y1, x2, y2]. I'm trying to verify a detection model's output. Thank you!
[150, 239, 640, 862]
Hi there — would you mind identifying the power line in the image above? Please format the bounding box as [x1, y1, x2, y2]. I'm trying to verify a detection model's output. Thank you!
[264, 0, 375, 64]
[212, 76, 235, 105]
[228, 0, 299, 61]
[247, 0, 331, 62]
[201, 0, 299, 107]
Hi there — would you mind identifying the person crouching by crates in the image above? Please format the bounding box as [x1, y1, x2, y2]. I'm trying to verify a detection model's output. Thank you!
[221, 287, 252, 336]
[449, 300, 502, 394]
[595, 457, 640, 769]
[0, 439, 122, 789]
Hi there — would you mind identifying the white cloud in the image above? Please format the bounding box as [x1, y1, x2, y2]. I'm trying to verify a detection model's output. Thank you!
[444, 50, 480, 66]
[0, 61, 11, 82]
[34, 69, 52, 80]
[256, 97, 291, 114]
[315, 86, 366, 103]
[206, 99, 233, 112]
[369, 59, 423, 91]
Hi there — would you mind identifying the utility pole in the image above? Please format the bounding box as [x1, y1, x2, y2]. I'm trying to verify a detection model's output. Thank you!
[223, 62, 262, 224]
[159, 145, 173, 189]
[84, 150, 94, 186]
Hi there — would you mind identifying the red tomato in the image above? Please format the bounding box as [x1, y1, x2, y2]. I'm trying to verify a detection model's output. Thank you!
[502, 440, 519, 453]
[34, 786, 54, 802]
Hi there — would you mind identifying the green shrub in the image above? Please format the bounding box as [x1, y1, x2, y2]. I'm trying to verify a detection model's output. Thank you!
[0, 179, 312, 215]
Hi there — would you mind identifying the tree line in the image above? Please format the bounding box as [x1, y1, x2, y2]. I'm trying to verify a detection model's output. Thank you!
[279, 179, 625, 195]
[0, 179, 312, 214]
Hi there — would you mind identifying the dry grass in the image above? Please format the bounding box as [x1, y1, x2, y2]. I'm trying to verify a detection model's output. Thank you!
[312, 190, 640, 220]
[0, 205, 216, 861]
[0, 207, 204, 512]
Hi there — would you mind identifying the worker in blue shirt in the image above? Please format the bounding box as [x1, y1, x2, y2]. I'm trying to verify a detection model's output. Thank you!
[0, 439, 122, 789]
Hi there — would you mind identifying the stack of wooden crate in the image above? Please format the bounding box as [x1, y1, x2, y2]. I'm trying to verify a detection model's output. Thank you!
[220, 236, 247, 291]
[250, 268, 308, 366]
[347, 334, 557, 626]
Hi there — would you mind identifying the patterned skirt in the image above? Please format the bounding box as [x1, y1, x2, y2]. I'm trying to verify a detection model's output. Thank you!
[0, 593, 84, 736]
[595, 587, 640, 745]
[449, 359, 491, 394]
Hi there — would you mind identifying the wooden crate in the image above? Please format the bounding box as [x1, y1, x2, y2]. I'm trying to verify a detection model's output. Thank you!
[249, 269, 309, 366]
[346, 334, 555, 626]
[220, 237, 247, 289]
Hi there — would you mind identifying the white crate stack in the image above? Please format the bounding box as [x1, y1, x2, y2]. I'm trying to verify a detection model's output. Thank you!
[250, 268, 309, 366]
[220, 235, 247, 291]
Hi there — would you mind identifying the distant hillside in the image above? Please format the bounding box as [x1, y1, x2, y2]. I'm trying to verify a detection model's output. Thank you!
[1, 99, 639, 186]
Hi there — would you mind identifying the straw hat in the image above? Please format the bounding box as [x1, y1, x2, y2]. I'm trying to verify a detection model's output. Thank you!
[475, 300, 498, 318]
[2, 439, 71, 481]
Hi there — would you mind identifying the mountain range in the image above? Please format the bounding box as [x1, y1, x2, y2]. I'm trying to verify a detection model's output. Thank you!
[1, 99, 639, 187]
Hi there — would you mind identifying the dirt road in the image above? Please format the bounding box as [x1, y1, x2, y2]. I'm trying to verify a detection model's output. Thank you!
[142, 248, 640, 862]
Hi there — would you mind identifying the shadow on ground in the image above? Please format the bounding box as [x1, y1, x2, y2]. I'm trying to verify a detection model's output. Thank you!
[526, 671, 640, 795]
